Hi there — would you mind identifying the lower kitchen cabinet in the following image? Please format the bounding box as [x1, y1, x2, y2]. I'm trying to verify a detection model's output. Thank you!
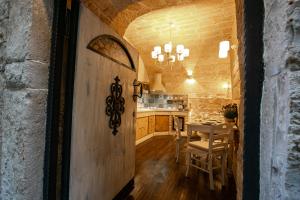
[155, 115, 170, 132]
[136, 117, 149, 140]
[148, 115, 155, 134]
[136, 112, 187, 141]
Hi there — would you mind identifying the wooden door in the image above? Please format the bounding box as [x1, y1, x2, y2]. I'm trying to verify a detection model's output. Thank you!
[69, 6, 138, 200]
[155, 115, 170, 132]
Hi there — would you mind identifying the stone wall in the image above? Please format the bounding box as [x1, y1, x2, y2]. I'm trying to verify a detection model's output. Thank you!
[0, 0, 8, 193]
[137, 56, 149, 83]
[188, 97, 235, 122]
[230, 13, 241, 101]
[234, 0, 245, 199]
[0, 1, 298, 199]
[160, 59, 232, 98]
[0, 0, 53, 199]
[260, 0, 300, 199]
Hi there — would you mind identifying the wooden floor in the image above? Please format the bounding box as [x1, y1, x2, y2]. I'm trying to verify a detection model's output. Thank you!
[126, 136, 236, 200]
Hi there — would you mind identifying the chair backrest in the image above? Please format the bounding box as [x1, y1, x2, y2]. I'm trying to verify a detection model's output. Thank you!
[208, 124, 232, 154]
[187, 124, 212, 143]
[173, 116, 181, 139]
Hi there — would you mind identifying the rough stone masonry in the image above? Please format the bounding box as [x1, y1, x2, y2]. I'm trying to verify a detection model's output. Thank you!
[260, 0, 300, 199]
[0, 0, 53, 199]
[0, 0, 299, 199]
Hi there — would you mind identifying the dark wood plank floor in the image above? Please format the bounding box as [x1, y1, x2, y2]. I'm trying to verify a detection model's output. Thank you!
[126, 136, 236, 200]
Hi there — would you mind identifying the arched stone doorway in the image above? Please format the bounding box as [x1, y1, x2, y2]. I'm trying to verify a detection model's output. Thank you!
[82, 1, 264, 199]
[45, 0, 264, 199]
[1, 0, 298, 199]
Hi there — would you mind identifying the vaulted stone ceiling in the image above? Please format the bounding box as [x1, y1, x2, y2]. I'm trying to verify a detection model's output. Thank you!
[122, 0, 236, 97]
[82, 0, 204, 36]
[124, 1, 236, 74]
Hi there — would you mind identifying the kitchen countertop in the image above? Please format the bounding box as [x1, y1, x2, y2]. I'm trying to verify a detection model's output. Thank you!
[137, 108, 188, 112]
[136, 108, 188, 118]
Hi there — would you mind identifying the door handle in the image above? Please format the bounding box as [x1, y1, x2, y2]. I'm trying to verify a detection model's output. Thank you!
[133, 79, 143, 101]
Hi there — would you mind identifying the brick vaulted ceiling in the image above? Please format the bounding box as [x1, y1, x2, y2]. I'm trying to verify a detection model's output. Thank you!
[83, 0, 237, 96]
[124, 0, 236, 74]
[82, 0, 206, 36]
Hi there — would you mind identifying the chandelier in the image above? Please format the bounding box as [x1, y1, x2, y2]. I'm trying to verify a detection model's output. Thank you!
[151, 43, 189, 63]
[151, 23, 190, 64]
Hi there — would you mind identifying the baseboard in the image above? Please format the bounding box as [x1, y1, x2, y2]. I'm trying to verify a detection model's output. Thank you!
[136, 133, 154, 145]
[153, 131, 173, 136]
[113, 178, 134, 200]
[136, 132, 174, 145]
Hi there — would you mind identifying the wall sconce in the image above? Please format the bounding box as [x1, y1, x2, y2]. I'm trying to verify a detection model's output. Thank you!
[187, 77, 196, 84]
[222, 82, 231, 98]
[187, 69, 193, 76]
[222, 82, 231, 89]
[186, 70, 195, 84]
[219, 41, 230, 58]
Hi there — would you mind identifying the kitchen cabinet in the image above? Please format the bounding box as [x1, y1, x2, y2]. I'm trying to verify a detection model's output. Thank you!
[135, 111, 188, 141]
[148, 115, 155, 134]
[155, 115, 170, 132]
[136, 117, 149, 140]
[136, 115, 155, 140]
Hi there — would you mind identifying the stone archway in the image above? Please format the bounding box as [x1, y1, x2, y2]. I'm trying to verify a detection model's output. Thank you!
[45, 0, 300, 200]
[79, 1, 259, 199]
[0, 0, 298, 199]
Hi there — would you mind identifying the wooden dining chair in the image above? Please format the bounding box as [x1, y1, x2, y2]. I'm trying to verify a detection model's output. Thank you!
[185, 124, 232, 190]
[173, 116, 187, 163]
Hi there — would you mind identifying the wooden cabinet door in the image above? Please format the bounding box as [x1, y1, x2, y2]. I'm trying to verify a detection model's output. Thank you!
[141, 117, 149, 137]
[136, 118, 143, 140]
[136, 117, 148, 140]
[155, 115, 170, 132]
[148, 115, 155, 134]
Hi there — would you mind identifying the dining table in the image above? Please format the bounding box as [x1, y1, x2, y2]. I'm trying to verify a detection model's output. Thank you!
[185, 120, 237, 139]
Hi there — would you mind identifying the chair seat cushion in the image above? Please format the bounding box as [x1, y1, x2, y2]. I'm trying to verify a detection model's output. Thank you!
[188, 141, 225, 152]
[180, 131, 188, 137]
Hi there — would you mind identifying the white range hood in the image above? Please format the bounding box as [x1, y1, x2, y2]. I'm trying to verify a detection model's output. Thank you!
[150, 73, 166, 93]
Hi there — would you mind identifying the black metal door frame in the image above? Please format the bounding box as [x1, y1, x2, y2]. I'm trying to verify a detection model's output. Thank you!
[44, 0, 79, 199]
[243, 1, 264, 199]
[45, 0, 264, 199]
[43, 0, 67, 199]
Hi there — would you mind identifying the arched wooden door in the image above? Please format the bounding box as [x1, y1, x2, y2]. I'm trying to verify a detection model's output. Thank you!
[69, 5, 138, 200]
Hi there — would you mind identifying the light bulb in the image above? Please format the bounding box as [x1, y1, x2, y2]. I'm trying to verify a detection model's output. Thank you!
[158, 54, 164, 62]
[219, 41, 230, 58]
[164, 42, 172, 53]
[178, 54, 184, 61]
[187, 70, 193, 76]
[219, 49, 228, 58]
[222, 83, 231, 89]
[151, 51, 158, 59]
[154, 46, 161, 54]
[186, 78, 195, 84]
[183, 48, 189, 57]
[170, 55, 176, 62]
[176, 44, 184, 54]
[220, 41, 230, 51]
